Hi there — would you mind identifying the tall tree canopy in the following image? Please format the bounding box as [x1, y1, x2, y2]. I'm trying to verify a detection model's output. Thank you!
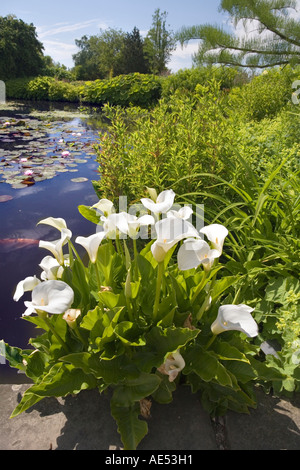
[119, 27, 150, 74]
[177, 0, 300, 69]
[73, 28, 126, 80]
[144, 9, 176, 74]
[0, 15, 44, 79]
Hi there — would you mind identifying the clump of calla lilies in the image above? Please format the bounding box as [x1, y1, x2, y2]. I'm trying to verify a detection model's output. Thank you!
[3, 188, 276, 450]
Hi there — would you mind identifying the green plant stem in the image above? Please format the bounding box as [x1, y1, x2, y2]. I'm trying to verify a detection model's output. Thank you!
[74, 325, 87, 347]
[191, 270, 208, 305]
[41, 314, 70, 354]
[69, 241, 87, 272]
[153, 261, 164, 322]
[94, 261, 102, 292]
[205, 334, 217, 350]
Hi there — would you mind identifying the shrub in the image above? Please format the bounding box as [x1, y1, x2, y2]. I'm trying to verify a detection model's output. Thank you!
[228, 66, 300, 120]
[161, 66, 244, 98]
[80, 73, 162, 108]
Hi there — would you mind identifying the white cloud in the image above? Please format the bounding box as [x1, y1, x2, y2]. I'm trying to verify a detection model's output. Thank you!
[42, 40, 78, 65]
[169, 41, 199, 72]
[37, 19, 106, 39]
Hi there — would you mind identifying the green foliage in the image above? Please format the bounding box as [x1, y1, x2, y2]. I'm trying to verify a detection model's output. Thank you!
[0, 15, 44, 79]
[229, 66, 300, 120]
[6, 77, 80, 102]
[73, 28, 127, 80]
[177, 0, 300, 69]
[143, 8, 176, 75]
[2, 189, 287, 449]
[80, 73, 162, 107]
[161, 66, 245, 98]
[93, 80, 234, 202]
[5, 73, 161, 107]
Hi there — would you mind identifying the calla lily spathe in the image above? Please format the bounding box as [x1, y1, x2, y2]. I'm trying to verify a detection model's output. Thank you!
[200, 224, 228, 254]
[63, 308, 81, 328]
[13, 275, 41, 302]
[23, 280, 74, 317]
[39, 228, 71, 265]
[39, 255, 65, 281]
[92, 198, 115, 217]
[158, 351, 185, 382]
[37, 217, 68, 232]
[211, 304, 259, 338]
[166, 206, 193, 221]
[141, 189, 176, 214]
[151, 217, 200, 262]
[75, 232, 106, 263]
[177, 239, 220, 271]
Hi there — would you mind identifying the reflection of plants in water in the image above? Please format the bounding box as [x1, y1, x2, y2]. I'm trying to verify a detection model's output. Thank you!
[0, 107, 100, 189]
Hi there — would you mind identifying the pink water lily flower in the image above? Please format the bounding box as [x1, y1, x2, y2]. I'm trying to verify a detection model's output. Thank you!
[24, 170, 33, 176]
[61, 151, 71, 157]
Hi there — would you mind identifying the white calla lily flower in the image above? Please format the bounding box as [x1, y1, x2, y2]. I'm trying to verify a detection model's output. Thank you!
[13, 275, 41, 302]
[39, 256, 65, 281]
[39, 228, 71, 265]
[167, 206, 193, 220]
[200, 224, 228, 254]
[211, 304, 259, 337]
[141, 189, 176, 214]
[92, 198, 115, 217]
[125, 213, 155, 239]
[37, 217, 68, 232]
[158, 351, 185, 382]
[151, 217, 200, 262]
[177, 239, 220, 271]
[63, 309, 81, 328]
[100, 212, 130, 239]
[23, 280, 74, 317]
[75, 231, 106, 263]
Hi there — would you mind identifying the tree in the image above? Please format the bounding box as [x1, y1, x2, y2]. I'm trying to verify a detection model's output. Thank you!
[177, 0, 300, 69]
[144, 9, 176, 75]
[0, 15, 44, 79]
[73, 28, 126, 80]
[119, 27, 150, 74]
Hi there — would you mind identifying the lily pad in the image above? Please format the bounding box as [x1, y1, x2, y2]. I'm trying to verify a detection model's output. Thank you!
[71, 177, 89, 183]
[0, 195, 13, 202]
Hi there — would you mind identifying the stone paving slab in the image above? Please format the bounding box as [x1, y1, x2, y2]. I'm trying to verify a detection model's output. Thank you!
[0, 384, 217, 450]
[0, 384, 299, 450]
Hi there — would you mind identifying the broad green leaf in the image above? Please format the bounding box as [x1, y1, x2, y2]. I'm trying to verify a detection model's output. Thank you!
[27, 363, 97, 397]
[10, 390, 44, 418]
[152, 374, 176, 404]
[61, 352, 139, 383]
[110, 402, 148, 450]
[213, 341, 250, 363]
[0, 340, 27, 371]
[114, 321, 146, 346]
[78, 205, 101, 224]
[112, 372, 161, 407]
[183, 344, 232, 386]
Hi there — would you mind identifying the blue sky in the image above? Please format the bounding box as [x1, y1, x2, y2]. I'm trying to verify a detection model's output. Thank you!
[0, 0, 229, 71]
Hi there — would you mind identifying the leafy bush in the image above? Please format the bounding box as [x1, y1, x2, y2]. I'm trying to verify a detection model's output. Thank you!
[80, 73, 162, 108]
[1, 189, 285, 449]
[93, 80, 235, 203]
[228, 66, 300, 120]
[161, 66, 245, 98]
[6, 76, 80, 102]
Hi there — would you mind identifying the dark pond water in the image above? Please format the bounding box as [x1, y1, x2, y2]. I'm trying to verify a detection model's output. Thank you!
[0, 101, 105, 383]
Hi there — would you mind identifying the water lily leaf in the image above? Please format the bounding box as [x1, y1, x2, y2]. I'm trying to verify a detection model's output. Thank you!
[71, 177, 88, 183]
[0, 195, 13, 202]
